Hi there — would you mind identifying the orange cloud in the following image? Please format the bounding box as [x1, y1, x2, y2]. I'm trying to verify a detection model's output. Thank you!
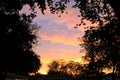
[40, 33, 82, 46]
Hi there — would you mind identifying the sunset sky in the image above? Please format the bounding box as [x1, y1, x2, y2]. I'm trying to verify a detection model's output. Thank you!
[20, 4, 93, 75]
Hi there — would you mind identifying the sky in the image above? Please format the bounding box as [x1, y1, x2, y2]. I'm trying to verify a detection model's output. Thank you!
[20, 4, 93, 75]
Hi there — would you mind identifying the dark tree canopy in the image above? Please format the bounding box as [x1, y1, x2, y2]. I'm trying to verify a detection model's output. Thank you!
[28, 0, 119, 25]
[81, 12, 120, 80]
[0, 0, 119, 22]
[0, 0, 120, 27]
[0, 12, 41, 75]
[0, 0, 42, 79]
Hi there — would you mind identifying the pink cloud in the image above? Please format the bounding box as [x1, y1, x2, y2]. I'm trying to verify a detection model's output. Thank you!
[33, 5, 81, 28]
[55, 8, 80, 28]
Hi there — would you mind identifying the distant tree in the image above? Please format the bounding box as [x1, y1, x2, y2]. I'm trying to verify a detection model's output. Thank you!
[48, 60, 83, 77]
[48, 60, 67, 76]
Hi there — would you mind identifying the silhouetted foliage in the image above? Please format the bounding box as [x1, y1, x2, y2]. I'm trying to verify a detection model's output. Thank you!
[0, 0, 119, 23]
[40, 0, 120, 26]
[0, 0, 118, 24]
[48, 60, 84, 77]
[0, 0, 42, 79]
[81, 15, 120, 79]
[0, 12, 41, 79]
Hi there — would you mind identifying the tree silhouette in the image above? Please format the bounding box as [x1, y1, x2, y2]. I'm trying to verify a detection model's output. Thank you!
[0, 12, 41, 79]
[0, 0, 119, 23]
[48, 60, 84, 77]
[81, 16, 120, 79]
[40, 0, 120, 25]
[0, 0, 42, 79]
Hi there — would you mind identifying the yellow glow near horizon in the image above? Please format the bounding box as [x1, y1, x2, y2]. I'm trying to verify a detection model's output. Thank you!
[38, 69, 48, 75]
[38, 57, 85, 75]
[103, 68, 113, 74]
[38, 57, 112, 75]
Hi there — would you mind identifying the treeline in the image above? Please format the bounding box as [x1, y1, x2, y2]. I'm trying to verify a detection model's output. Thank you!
[47, 59, 120, 80]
